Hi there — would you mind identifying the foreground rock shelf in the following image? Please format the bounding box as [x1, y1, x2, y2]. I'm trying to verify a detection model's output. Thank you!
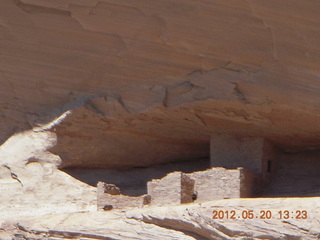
[1, 197, 319, 240]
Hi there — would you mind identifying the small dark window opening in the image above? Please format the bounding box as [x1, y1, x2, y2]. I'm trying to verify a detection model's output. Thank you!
[192, 192, 198, 201]
[267, 160, 272, 173]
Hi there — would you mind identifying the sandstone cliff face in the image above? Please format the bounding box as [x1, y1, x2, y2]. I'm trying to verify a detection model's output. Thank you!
[1, 0, 320, 168]
[1, 0, 320, 239]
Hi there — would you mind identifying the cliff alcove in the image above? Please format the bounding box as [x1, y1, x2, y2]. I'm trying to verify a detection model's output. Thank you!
[63, 157, 210, 196]
[1, 0, 320, 238]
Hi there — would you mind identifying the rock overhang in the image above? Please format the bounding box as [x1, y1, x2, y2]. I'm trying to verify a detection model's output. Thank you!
[1, 0, 320, 168]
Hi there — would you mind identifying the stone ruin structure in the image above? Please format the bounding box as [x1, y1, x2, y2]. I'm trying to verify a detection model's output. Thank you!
[97, 182, 151, 210]
[98, 134, 278, 210]
[210, 134, 279, 189]
[97, 167, 258, 210]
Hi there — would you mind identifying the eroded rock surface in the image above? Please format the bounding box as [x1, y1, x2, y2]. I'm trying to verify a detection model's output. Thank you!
[1, 0, 320, 168]
[1, 198, 319, 240]
[0, 130, 96, 219]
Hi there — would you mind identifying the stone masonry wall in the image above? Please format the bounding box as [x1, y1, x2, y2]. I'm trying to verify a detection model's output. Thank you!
[187, 167, 258, 203]
[97, 182, 150, 210]
[261, 140, 279, 184]
[239, 168, 260, 197]
[210, 134, 264, 173]
[98, 167, 257, 210]
[147, 172, 195, 206]
[210, 135, 278, 186]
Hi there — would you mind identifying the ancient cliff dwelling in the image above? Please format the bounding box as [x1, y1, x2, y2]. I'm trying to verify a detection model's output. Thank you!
[97, 167, 257, 211]
[1, 0, 320, 239]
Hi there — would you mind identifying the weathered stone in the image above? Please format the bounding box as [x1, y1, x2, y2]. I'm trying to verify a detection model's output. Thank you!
[97, 181, 149, 210]
[210, 135, 278, 184]
[3, 197, 319, 240]
[97, 167, 258, 209]
[2, 0, 320, 169]
[0, 130, 96, 219]
[147, 172, 195, 206]
[98, 182, 120, 195]
[239, 167, 260, 197]
[181, 173, 195, 204]
[187, 167, 258, 202]
[263, 149, 320, 197]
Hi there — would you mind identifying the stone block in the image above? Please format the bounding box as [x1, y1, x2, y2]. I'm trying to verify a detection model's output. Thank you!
[210, 134, 278, 182]
[147, 172, 195, 206]
[239, 167, 260, 197]
[98, 182, 120, 195]
[187, 167, 258, 203]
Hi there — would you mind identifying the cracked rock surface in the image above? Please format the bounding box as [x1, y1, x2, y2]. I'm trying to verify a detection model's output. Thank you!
[1, 198, 319, 239]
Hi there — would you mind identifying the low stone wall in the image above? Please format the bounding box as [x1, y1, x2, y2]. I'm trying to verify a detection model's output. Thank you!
[97, 167, 258, 210]
[97, 182, 150, 210]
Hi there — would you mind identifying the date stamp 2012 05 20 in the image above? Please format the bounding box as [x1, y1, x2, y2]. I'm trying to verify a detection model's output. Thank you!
[212, 209, 308, 220]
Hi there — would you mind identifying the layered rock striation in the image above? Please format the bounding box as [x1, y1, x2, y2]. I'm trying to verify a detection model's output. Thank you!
[1, 0, 320, 168]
